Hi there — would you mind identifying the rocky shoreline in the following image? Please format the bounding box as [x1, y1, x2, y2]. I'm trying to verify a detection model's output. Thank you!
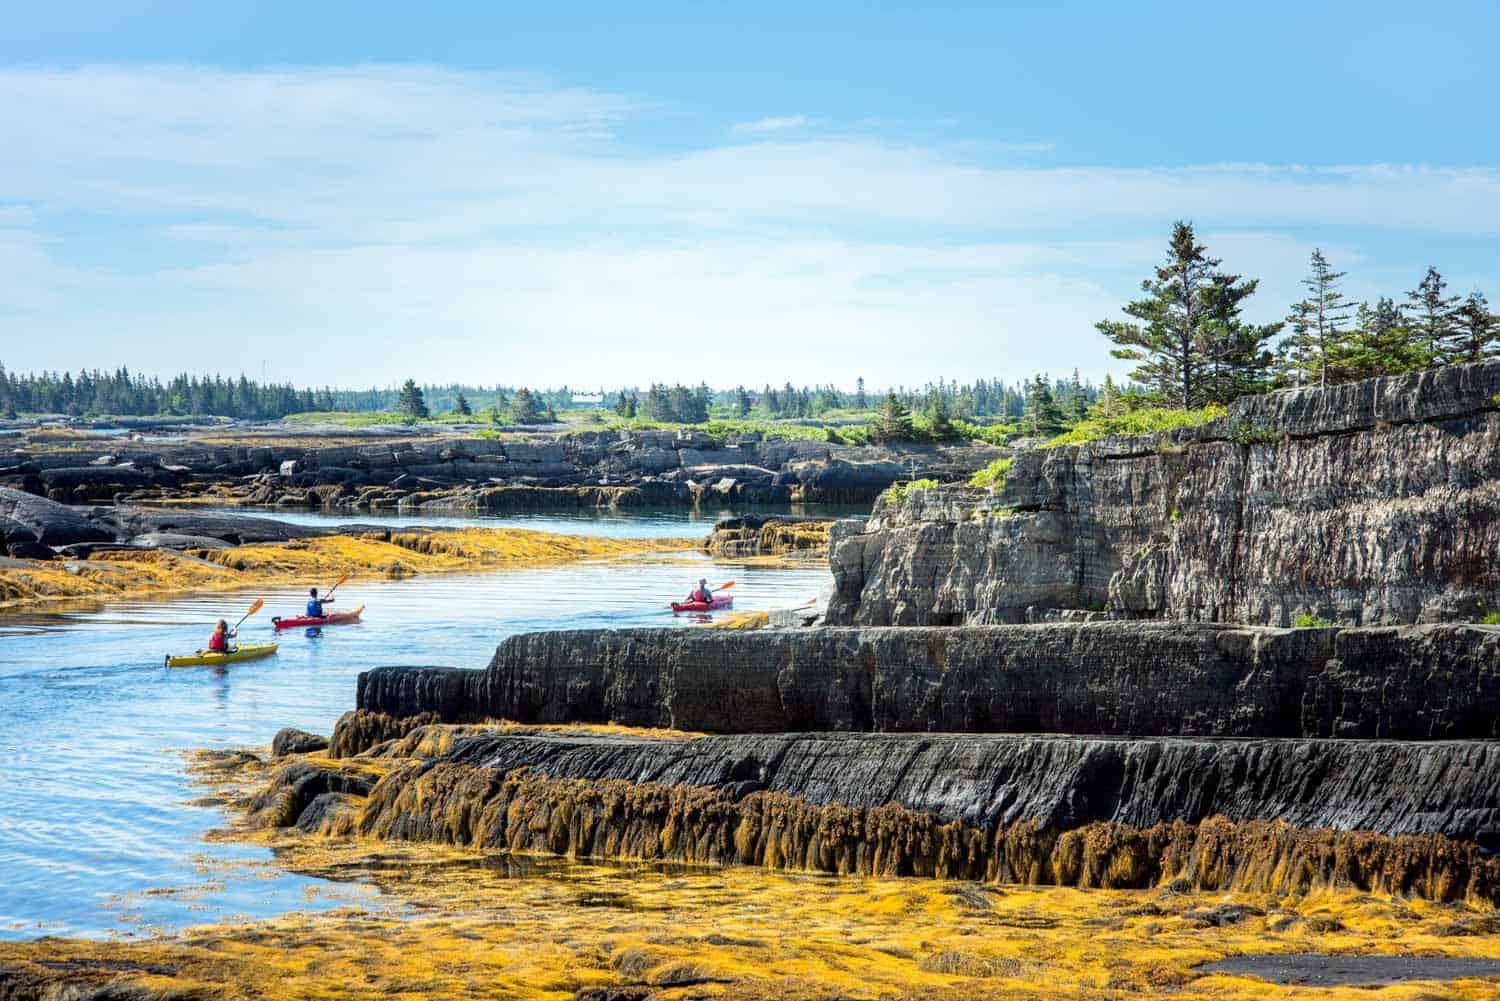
[2, 423, 1004, 510]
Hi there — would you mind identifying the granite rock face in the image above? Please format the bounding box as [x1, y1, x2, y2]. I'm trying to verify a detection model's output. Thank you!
[356, 622, 1500, 740]
[826, 361, 1500, 628]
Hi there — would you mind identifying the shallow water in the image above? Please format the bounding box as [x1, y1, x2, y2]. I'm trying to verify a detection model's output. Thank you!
[166, 502, 866, 538]
[0, 512, 830, 939]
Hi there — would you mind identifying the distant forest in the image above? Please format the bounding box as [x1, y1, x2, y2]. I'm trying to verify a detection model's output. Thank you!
[0, 363, 1067, 423]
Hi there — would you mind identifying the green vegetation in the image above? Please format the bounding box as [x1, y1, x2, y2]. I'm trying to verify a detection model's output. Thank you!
[869, 392, 916, 443]
[969, 456, 1012, 489]
[1040, 404, 1226, 448]
[880, 478, 939, 504]
[396, 379, 429, 420]
[1479, 610, 1500, 626]
[1294, 614, 1336, 628]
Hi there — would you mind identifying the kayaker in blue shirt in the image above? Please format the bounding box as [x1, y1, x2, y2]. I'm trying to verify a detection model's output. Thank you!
[306, 587, 334, 618]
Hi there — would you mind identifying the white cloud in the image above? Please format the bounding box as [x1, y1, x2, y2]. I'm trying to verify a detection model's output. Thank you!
[730, 114, 812, 135]
[1, 64, 1497, 387]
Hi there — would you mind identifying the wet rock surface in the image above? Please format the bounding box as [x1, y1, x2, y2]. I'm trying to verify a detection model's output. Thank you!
[827, 360, 1500, 628]
[1199, 953, 1500, 987]
[359, 622, 1500, 740]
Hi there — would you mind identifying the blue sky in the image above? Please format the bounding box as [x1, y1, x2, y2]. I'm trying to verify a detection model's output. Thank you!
[1, 1, 1496, 389]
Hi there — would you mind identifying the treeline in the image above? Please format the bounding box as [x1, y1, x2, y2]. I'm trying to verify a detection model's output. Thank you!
[0, 365, 340, 420]
[1098, 221, 1498, 407]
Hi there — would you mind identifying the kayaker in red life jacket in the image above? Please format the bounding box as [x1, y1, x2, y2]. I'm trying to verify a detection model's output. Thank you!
[686, 578, 713, 604]
[207, 619, 237, 653]
[306, 587, 334, 618]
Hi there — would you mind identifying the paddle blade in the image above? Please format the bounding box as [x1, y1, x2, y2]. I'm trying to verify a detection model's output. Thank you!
[715, 581, 736, 591]
[244, 598, 264, 618]
[334, 573, 350, 588]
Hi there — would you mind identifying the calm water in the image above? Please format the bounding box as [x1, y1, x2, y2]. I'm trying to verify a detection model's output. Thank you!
[0, 512, 831, 940]
[173, 502, 867, 538]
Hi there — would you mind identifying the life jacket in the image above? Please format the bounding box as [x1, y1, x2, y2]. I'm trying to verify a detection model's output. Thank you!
[691, 588, 712, 603]
[306, 599, 324, 617]
[208, 630, 228, 652]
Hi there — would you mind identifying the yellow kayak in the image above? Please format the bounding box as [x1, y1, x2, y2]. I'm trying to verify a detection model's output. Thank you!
[165, 643, 279, 669]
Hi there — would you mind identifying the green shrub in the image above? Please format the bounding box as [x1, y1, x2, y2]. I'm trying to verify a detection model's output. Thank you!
[1040, 404, 1227, 449]
[969, 457, 1012, 490]
[881, 478, 940, 504]
[1293, 613, 1335, 628]
[1480, 611, 1500, 625]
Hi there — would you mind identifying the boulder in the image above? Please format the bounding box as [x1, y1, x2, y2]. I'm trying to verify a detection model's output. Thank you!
[272, 727, 331, 757]
[0, 486, 115, 546]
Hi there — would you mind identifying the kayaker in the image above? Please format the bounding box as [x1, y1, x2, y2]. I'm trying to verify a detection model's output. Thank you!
[207, 619, 237, 654]
[685, 578, 713, 604]
[306, 587, 334, 618]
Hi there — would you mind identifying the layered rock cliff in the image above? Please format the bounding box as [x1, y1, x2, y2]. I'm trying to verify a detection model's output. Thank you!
[356, 621, 1500, 740]
[826, 361, 1500, 628]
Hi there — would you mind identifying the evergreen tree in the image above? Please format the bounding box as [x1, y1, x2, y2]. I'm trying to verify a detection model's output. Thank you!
[1097, 374, 1119, 418]
[1097, 222, 1263, 408]
[1447, 291, 1499, 364]
[1065, 369, 1088, 423]
[1023, 374, 1064, 436]
[625, 392, 639, 418]
[614, 390, 632, 416]
[453, 392, 472, 417]
[855, 377, 868, 410]
[870, 391, 915, 443]
[1405, 266, 1459, 365]
[1343, 298, 1421, 378]
[396, 379, 429, 419]
[508, 388, 544, 424]
[644, 384, 674, 422]
[1282, 249, 1355, 386]
[924, 393, 960, 441]
[734, 385, 751, 418]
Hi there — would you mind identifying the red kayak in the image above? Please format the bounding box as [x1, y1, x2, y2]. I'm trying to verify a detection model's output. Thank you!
[271, 604, 365, 630]
[670, 595, 733, 613]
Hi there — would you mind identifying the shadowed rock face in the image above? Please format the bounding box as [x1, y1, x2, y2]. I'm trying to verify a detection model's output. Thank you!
[358, 622, 1500, 740]
[826, 361, 1500, 628]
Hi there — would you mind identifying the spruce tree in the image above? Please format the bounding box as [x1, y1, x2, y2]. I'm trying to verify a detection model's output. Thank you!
[1405, 266, 1459, 366]
[1447, 291, 1499, 363]
[396, 379, 429, 419]
[924, 394, 960, 441]
[1282, 249, 1355, 386]
[870, 391, 915, 443]
[1097, 222, 1264, 408]
[1065, 369, 1089, 423]
[1023, 375, 1064, 436]
[734, 385, 751, 418]
[1344, 298, 1419, 378]
[614, 390, 631, 416]
[508, 388, 543, 424]
[1097, 374, 1119, 418]
[454, 392, 472, 417]
[855, 377, 868, 410]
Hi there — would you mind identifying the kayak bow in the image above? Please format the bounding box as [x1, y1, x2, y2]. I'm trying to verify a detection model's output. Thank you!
[271, 604, 366, 630]
[165, 643, 279, 669]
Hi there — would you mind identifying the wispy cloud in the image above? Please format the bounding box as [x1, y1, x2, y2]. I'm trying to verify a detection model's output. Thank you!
[730, 114, 811, 135]
[0, 65, 1496, 386]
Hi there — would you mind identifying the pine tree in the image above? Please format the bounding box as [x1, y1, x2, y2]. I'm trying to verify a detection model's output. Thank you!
[1282, 249, 1355, 386]
[396, 379, 429, 419]
[924, 394, 960, 441]
[1097, 222, 1263, 408]
[870, 392, 915, 443]
[1446, 291, 1499, 364]
[1343, 298, 1419, 378]
[1405, 266, 1460, 366]
[453, 392, 472, 417]
[1065, 369, 1088, 423]
[1097, 374, 1119, 418]
[508, 388, 544, 424]
[614, 390, 631, 417]
[1023, 374, 1064, 436]
[855, 377, 868, 410]
[734, 385, 751, 418]
[625, 392, 638, 418]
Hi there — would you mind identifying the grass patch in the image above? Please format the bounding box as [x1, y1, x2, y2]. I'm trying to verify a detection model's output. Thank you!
[1040, 405, 1226, 448]
[969, 456, 1012, 489]
[1294, 613, 1335, 628]
[1479, 611, 1500, 625]
[880, 478, 940, 504]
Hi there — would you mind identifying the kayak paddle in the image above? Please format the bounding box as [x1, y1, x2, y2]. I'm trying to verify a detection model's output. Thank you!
[324, 572, 351, 601]
[232, 598, 264, 632]
[715, 581, 736, 591]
